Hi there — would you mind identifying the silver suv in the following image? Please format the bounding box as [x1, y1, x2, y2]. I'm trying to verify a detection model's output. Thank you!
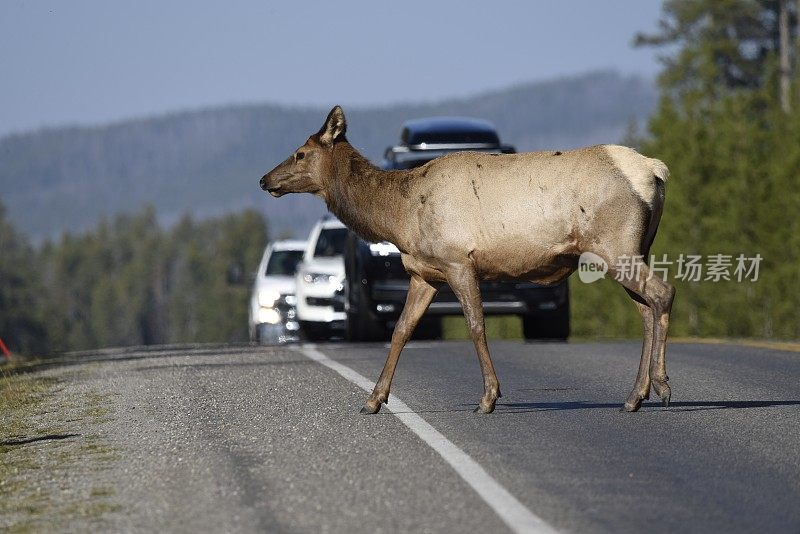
[249, 239, 306, 344]
[295, 216, 348, 340]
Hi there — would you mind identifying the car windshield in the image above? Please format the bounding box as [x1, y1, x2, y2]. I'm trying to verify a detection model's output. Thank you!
[265, 250, 304, 276]
[313, 228, 348, 257]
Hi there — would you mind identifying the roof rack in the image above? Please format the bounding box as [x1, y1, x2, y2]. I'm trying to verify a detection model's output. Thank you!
[380, 117, 516, 169]
[400, 117, 501, 147]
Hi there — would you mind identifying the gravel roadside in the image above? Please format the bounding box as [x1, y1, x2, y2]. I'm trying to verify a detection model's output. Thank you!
[1, 345, 506, 533]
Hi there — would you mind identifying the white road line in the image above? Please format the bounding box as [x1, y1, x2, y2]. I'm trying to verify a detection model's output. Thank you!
[296, 345, 558, 534]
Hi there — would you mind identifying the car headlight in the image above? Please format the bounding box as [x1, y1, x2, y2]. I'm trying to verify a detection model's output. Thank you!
[302, 272, 337, 285]
[257, 307, 281, 324]
[369, 241, 400, 256]
[258, 289, 280, 307]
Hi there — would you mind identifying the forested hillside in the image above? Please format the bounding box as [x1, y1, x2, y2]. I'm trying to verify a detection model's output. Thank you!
[0, 71, 655, 241]
[4, 0, 799, 355]
[0, 203, 267, 354]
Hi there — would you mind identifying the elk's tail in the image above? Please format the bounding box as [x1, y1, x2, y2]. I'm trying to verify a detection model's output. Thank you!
[602, 145, 671, 256]
[648, 157, 670, 183]
[642, 159, 668, 258]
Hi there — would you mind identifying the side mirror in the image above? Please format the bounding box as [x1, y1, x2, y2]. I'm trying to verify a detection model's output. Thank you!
[227, 262, 244, 285]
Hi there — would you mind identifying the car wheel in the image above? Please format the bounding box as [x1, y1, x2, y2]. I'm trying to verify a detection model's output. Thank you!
[522, 307, 569, 341]
[344, 276, 390, 342]
[346, 307, 389, 342]
[299, 321, 332, 342]
[411, 317, 442, 340]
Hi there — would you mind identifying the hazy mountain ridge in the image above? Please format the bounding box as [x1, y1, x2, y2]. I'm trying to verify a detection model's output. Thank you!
[0, 70, 656, 242]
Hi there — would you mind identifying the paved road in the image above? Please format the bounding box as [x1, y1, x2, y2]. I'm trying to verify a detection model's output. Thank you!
[10, 341, 800, 532]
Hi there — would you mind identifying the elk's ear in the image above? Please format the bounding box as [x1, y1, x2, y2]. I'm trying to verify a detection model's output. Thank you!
[318, 105, 347, 147]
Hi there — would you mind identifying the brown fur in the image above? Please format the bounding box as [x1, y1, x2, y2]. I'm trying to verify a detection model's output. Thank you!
[261, 106, 676, 414]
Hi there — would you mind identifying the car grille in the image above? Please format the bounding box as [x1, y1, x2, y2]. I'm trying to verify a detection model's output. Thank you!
[306, 296, 335, 307]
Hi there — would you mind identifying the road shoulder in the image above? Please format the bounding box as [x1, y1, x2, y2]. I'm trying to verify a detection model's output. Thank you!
[1, 360, 121, 531]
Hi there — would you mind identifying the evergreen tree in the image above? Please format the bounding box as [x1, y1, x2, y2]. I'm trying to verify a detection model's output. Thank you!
[634, 0, 800, 339]
[0, 199, 48, 354]
[34, 206, 269, 352]
[635, 0, 797, 96]
[571, 1, 800, 341]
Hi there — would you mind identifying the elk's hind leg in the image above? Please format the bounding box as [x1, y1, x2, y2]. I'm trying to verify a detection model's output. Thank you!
[622, 295, 654, 412]
[645, 275, 675, 406]
[612, 258, 675, 410]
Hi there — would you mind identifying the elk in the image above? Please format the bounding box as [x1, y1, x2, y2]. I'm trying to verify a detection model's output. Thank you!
[261, 106, 675, 414]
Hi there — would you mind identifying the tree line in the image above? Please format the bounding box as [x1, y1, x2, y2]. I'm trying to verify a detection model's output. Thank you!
[0, 203, 267, 354]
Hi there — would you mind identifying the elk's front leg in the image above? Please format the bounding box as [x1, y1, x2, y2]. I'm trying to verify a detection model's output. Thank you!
[446, 263, 501, 414]
[361, 275, 438, 414]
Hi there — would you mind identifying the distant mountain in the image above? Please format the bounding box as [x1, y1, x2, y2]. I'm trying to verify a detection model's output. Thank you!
[0, 70, 656, 242]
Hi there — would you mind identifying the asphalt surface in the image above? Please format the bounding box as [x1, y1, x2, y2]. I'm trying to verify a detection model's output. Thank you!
[10, 340, 800, 533]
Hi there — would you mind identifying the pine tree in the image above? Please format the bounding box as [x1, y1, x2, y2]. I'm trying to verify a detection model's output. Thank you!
[0, 199, 48, 354]
[632, 0, 800, 339]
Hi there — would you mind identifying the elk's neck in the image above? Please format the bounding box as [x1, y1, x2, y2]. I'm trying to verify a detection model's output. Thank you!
[324, 142, 415, 248]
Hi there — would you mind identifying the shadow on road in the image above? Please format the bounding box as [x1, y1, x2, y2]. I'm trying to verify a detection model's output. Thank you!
[394, 400, 800, 415]
[0, 433, 80, 447]
[489, 400, 800, 413]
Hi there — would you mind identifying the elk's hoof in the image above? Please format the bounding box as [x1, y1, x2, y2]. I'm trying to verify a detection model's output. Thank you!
[621, 401, 641, 412]
[622, 390, 646, 412]
[474, 401, 496, 414]
[652, 380, 671, 408]
[360, 403, 381, 415]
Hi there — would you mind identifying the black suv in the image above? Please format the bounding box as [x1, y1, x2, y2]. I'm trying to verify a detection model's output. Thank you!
[343, 117, 570, 341]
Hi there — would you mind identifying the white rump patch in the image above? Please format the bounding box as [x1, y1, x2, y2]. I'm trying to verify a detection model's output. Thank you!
[604, 145, 669, 206]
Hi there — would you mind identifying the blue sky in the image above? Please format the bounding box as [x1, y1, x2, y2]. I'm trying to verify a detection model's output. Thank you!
[0, 1, 666, 137]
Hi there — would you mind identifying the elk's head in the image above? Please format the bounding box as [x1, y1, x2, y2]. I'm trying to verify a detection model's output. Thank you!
[260, 106, 347, 198]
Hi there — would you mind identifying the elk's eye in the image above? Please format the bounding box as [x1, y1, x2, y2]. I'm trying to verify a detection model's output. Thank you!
[296, 152, 305, 161]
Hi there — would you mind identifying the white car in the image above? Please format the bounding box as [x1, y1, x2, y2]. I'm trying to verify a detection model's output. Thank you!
[295, 216, 348, 340]
[249, 239, 307, 344]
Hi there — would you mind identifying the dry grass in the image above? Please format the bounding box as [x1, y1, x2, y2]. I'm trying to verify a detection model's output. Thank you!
[0, 362, 120, 530]
[0, 365, 58, 445]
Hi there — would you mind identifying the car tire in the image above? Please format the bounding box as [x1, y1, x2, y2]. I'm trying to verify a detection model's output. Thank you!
[522, 306, 569, 341]
[299, 321, 332, 342]
[411, 317, 442, 340]
[249, 325, 258, 343]
[345, 306, 389, 342]
[344, 270, 390, 341]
